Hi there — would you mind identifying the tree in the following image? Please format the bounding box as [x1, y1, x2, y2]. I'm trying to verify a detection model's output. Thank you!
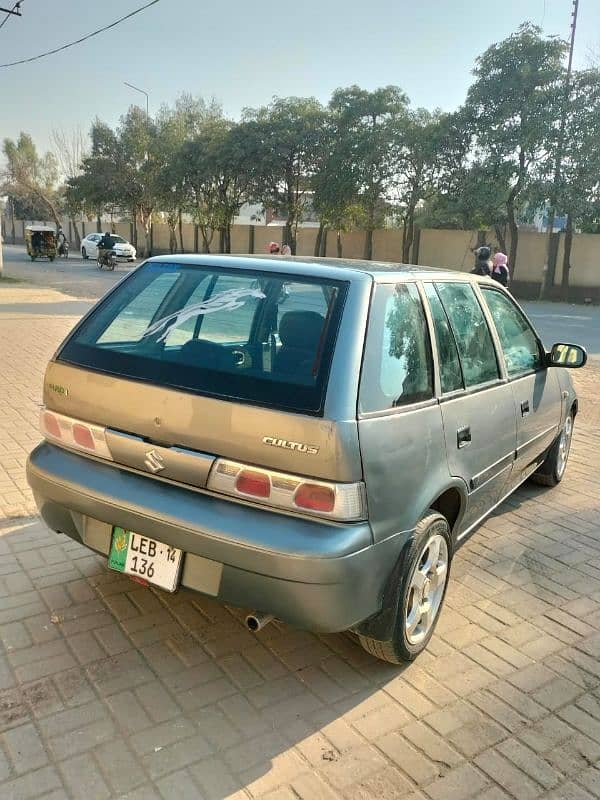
[68, 121, 124, 232]
[423, 161, 512, 252]
[242, 97, 326, 254]
[551, 69, 600, 297]
[118, 106, 162, 258]
[465, 23, 567, 275]
[51, 127, 88, 247]
[1, 133, 61, 227]
[312, 111, 364, 257]
[155, 94, 222, 252]
[394, 109, 465, 262]
[328, 86, 408, 260]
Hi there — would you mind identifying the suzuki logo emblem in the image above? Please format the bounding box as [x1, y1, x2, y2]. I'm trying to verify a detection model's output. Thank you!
[144, 449, 165, 474]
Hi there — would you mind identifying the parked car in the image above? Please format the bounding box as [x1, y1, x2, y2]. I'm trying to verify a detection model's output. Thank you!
[27, 256, 586, 662]
[81, 233, 136, 262]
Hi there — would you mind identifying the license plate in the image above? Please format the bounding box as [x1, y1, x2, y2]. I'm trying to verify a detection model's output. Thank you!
[108, 528, 183, 592]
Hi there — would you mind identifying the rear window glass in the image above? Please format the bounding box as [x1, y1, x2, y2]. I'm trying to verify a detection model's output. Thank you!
[58, 262, 347, 415]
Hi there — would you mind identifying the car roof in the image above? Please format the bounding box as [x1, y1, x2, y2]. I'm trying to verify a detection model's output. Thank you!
[145, 253, 492, 285]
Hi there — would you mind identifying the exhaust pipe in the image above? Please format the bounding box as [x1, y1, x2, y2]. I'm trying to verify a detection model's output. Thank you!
[245, 612, 274, 632]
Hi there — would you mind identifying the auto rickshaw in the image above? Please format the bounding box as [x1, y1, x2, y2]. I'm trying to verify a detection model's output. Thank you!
[25, 226, 57, 261]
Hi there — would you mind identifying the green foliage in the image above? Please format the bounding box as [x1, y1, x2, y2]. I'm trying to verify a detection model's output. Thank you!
[1, 133, 61, 226]
[242, 96, 326, 252]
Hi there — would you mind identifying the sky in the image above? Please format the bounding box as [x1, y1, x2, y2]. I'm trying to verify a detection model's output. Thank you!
[0, 0, 599, 159]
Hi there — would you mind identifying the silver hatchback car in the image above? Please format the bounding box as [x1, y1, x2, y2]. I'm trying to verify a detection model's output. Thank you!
[27, 256, 586, 662]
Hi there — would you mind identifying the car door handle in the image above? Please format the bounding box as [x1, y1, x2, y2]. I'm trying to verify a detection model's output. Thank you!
[457, 426, 471, 448]
[521, 400, 530, 417]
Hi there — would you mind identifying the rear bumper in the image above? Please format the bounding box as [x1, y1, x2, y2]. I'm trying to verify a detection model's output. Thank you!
[27, 443, 409, 632]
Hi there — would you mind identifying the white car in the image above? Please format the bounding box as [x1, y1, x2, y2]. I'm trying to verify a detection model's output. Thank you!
[80, 233, 136, 262]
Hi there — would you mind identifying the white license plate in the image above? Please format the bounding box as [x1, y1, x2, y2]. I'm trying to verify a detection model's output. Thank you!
[108, 528, 183, 592]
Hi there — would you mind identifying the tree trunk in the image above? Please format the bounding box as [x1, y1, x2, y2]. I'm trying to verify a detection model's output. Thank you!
[363, 203, 375, 260]
[69, 217, 81, 248]
[320, 228, 328, 257]
[200, 226, 211, 253]
[284, 220, 295, 255]
[10, 201, 16, 244]
[493, 224, 507, 255]
[178, 210, 184, 252]
[219, 228, 226, 253]
[132, 210, 138, 250]
[96, 214, 102, 233]
[561, 214, 573, 301]
[402, 208, 416, 263]
[314, 223, 324, 257]
[507, 198, 518, 277]
[168, 224, 177, 254]
[336, 231, 343, 259]
[363, 228, 373, 260]
[225, 225, 231, 254]
[401, 221, 407, 262]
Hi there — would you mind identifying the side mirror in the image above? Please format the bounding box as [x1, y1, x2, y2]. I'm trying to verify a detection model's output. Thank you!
[548, 343, 587, 368]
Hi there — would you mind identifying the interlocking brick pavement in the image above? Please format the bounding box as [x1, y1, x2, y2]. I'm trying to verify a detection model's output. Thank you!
[1, 278, 600, 799]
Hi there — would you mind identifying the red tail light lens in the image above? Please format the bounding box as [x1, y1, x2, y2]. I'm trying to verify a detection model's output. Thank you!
[43, 412, 62, 439]
[236, 470, 271, 497]
[294, 483, 335, 512]
[72, 424, 95, 450]
[39, 408, 113, 461]
[208, 458, 366, 521]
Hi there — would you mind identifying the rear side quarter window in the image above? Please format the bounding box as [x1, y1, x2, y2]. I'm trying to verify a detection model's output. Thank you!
[360, 282, 433, 413]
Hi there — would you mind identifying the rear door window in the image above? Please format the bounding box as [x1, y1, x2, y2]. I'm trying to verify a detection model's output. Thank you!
[58, 262, 347, 415]
[360, 282, 433, 412]
[423, 283, 464, 393]
[434, 282, 500, 388]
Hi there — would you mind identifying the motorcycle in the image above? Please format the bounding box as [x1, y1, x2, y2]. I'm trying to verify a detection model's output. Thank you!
[97, 250, 117, 271]
[58, 240, 69, 258]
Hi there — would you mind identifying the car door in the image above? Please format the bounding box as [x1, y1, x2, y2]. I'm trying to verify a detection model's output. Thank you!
[424, 281, 517, 536]
[480, 286, 562, 490]
[88, 234, 100, 258]
[357, 282, 450, 543]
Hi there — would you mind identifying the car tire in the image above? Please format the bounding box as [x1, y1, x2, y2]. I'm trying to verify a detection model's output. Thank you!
[357, 510, 452, 663]
[82, 247, 88, 259]
[531, 411, 574, 488]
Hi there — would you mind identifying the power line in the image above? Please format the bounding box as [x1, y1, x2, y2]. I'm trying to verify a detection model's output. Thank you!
[0, 0, 160, 68]
[0, 1, 24, 33]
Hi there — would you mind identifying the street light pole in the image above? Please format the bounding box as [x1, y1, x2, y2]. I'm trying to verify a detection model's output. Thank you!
[539, 0, 579, 300]
[124, 81, 149, 121]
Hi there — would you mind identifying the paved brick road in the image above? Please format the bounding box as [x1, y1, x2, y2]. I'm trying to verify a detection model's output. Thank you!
[1, 274, 600, 799]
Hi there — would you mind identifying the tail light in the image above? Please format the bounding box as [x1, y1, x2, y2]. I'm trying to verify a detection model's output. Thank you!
[207, 458, 366, 521]
[40, 408, 113, 461]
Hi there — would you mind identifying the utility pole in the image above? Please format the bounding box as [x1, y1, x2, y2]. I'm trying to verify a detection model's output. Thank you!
[539, 0, 579, 300]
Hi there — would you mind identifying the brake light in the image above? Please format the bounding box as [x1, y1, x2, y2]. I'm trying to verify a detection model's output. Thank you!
[43, 412, 62, 439]
[236, 470, 270, 497]
[207, 458, 366, 521]
[72, 423, 95, 450]
[294, 483, 335, 512]
[40, 409, 113, 461]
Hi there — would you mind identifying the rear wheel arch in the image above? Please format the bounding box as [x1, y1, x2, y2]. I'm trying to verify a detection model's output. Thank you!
[429, 487, 464, 536]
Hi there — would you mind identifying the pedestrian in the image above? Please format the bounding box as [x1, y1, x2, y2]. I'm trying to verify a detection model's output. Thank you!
[267, 242, 280, 255]
[471, 245, 492, 276]
[491, 252, 510, 286]
[281, 244, 292, 256]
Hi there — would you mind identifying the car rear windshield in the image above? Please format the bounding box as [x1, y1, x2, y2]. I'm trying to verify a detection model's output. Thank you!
[58, 262, 348, 414]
